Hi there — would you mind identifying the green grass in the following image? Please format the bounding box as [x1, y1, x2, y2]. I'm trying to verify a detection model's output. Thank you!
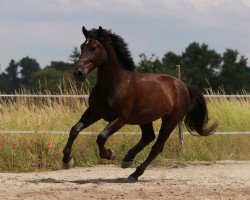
[0, 88, 250, 172]
[208, 98, 250, 131]
[1, 93, 250, 132]
[0, 133, 249, 172]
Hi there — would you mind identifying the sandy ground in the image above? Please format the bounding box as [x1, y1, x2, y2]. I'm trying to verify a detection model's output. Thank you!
[0, 161, 249, 200]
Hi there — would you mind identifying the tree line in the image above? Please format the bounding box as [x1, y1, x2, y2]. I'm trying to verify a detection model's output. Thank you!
[0, 42, 249, 94]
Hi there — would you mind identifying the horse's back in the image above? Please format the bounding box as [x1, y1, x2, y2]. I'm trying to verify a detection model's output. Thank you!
[127, 72, 190, 124]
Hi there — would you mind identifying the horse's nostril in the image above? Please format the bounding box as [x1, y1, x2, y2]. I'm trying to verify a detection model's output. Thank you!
[78, 71, 83, 76]
[74, 70, 83, 77]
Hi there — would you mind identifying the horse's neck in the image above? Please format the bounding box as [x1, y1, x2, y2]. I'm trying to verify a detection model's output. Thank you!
[96, 44, 129, 91]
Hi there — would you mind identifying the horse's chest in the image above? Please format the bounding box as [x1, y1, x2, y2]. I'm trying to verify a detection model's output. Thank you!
[101, 109, 117, 122]
[99, 99, 119, 122]
[90, 91, 125, 122]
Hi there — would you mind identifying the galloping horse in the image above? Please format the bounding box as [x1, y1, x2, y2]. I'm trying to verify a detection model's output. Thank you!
[62, 26, 217, 181]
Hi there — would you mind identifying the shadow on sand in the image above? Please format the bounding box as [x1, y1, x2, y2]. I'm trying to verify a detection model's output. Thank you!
[26, 177, 151, 185]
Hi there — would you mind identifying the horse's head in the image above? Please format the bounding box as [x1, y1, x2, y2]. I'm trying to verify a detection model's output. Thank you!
[74, 26, 107, 80]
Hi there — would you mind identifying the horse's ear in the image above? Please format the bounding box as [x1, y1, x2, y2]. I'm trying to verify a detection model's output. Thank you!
[98, 26, 104, 36]
[82, 26, 89, 38]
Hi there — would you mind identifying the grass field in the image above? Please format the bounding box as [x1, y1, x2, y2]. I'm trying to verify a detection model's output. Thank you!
[0, 133, 249, 172]
[0, 88, 250, 172]
[1, 92, 250, 132]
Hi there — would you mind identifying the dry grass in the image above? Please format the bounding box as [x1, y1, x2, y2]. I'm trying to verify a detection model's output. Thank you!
[0, 82, 249, 172]
[0, 133, 249, 172]
[1, 82, 249, 132]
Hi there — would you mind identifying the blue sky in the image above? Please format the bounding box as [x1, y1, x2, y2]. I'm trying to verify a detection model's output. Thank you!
[1, 0, 250, 71]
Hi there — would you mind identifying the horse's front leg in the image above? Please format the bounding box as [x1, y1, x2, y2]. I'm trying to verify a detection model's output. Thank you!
[63, 108, 100, 169]
[96, 118, 125, 160]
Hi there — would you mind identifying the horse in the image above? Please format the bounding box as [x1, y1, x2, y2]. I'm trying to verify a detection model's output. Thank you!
[62, 26, 218, 182]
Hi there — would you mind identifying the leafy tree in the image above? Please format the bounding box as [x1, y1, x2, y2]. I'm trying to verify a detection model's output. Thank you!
[4, 59, 20, 91]
[1, 42, 249, 94]
[246, 67, 250, 92]
[46, 61, 73, 73]
[31, 60, 76, 93]
[137, 43, 221, 91]
[219, 49, 248, 93]
[162, 52, 182, 76]
[32, 68, 68, 93]
[19, 56, 41, 86]
[136, 53, 164, 73]
[69, 47, 80, 64]
[0, 73, 11, 92]
[181, 42, 221, 90]
[5, 59, 19, 81]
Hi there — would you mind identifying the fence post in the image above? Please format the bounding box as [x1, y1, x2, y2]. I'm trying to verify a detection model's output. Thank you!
[176, 65, 185, 153]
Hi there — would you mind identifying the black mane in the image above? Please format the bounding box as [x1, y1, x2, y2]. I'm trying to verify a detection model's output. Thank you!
[88, 28, 135, 71]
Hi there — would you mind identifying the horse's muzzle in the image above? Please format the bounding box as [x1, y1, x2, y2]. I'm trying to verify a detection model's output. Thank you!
[74, 70, 86, 81]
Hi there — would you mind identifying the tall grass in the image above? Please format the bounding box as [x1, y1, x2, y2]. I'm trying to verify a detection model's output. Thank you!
[208, 98, 250, 132]
[0, 82, 250, 172]
[0, 134, 249, 172]
[1, 85, 250, 132]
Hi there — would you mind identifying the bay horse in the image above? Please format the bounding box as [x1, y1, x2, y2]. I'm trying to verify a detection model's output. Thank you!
[62, 26, 217, 181]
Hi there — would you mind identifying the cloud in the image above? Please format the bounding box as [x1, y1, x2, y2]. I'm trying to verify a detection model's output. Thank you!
[241, 0, 250, 7]
[189, 0, 224, 10]
[0, 0, 250, 68]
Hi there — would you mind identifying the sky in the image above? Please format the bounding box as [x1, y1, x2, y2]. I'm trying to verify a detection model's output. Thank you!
[1, 0, 250, 71]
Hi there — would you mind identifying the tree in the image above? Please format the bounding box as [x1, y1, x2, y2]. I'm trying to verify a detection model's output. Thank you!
[181, 42, 221, 90]
[4, 59, 20, 91]
[19, 56, 41, 86]
[0, 73, 11, 92]
[137, 43, 222, 91]
[162, 52, 182, 76]
[31, 60, 75, 93]
[69, 47, 80, 64]
[246, 67, 250, 92]
[136, 53, 164, 73]
[219, 49, 249, 93]
[5, 59, 19, 81]
[135, 42, 250, 93]
[46, 61, 73, 73]
[32, 68, 67, 93]
[1, 43, 249, 94]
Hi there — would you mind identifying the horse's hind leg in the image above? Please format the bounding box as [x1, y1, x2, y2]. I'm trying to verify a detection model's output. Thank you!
[121, 123, 156, 168]
[128, 115, 180, 181]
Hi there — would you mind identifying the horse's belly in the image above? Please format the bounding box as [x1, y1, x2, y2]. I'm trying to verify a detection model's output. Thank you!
[128, 105, 170, 125]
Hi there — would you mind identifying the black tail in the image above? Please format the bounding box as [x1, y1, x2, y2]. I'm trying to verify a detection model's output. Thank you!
[184, 84, 218, 136]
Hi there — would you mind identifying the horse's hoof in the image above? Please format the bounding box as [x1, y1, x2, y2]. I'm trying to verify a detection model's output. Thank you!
[109, 149, 116, 160]
[126, 175, 138, 183]
[63, 158, 74, 169]
[121, 160, 133, 169]
[100, 149, 116, 160]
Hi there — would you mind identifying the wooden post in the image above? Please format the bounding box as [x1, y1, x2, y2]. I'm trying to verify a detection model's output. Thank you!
[176, 65, 184, 153]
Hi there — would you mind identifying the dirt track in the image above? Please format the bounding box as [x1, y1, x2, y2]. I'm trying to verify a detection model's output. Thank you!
[0, 161, 249, 200]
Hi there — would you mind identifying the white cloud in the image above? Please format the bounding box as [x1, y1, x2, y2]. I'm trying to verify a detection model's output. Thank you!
[0, 0, 250, 68]
[189, 0, 225, 10]
[241, 0, 250, 7]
